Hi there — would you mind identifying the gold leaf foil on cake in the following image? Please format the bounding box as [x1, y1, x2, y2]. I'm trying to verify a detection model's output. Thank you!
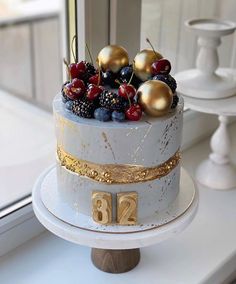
[57, 145, 181, 184]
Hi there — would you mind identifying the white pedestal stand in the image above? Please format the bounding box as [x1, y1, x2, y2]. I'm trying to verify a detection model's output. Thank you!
[32, 166, 198, 273]
[175, 19, 236, 99]
[183, 95, 236, 190]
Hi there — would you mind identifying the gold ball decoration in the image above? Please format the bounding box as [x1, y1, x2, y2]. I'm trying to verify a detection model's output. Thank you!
[133, 49, 163, 81]
[137, 80, 173, 117]
[97, 45, 129, 73]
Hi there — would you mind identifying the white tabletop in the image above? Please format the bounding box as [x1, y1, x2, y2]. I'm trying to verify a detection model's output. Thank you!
[0, 124, 236, 284]
[181, 93, 236, 116]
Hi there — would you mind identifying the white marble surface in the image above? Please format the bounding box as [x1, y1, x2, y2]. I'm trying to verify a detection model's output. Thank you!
[0, 124, 236, 283]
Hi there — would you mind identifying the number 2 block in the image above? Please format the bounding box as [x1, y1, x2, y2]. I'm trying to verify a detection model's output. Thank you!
[117, 192, 138, 225]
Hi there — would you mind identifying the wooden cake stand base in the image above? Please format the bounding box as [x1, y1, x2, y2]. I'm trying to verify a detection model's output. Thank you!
[91, 248, 140, 273]
[32, 166, 198, 274]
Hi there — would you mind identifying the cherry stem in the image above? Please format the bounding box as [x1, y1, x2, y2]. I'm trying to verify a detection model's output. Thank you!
[85, 43, 94, 65]
[63, 58, 72, 81]
[115, 79, 123, 85]
[97, 67, 101, 86]
[146, 38, 159, 60]
[128, 70, 134, 85]
[124, 88, 132, 107]
[71, 35, 77, 63]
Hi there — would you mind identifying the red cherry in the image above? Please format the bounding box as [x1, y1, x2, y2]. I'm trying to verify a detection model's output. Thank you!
[118, 84, 136, 100]
[125, 104, 142, 121]
[151, 58, 171, 75]
[89, 74, 100, 85]
[87, 84, 103, 100]
[69, 61, 86, 79]
[64, 78, 86, 100]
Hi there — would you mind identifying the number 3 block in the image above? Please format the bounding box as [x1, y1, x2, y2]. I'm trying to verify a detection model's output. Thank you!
[117, 192, 138, 225]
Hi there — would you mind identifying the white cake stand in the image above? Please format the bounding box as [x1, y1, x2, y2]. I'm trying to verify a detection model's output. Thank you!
[175, 18, 236, 99]
[183, 94, 236, 190]
[32, 166, 198, 273]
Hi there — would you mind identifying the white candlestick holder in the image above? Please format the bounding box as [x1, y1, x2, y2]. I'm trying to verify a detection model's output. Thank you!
[182, 94, 236, 190]
[175, 18, 236, 99]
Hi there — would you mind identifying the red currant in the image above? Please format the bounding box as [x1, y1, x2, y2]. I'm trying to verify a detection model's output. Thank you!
[125, 104, 142, 121]
[86, 84, 103, 100]
[151, 58, 171, 75]
[64, 78, 86, 100]
[118, 84, 136, 100]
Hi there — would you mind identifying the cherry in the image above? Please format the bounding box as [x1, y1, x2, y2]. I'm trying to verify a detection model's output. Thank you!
[118, 83, 136, 100]
[86, 84, 103, 100]
[151, 58, 171, 75]
[64, 78, 86, 100]
[88, 74, 100, 85]
[125, 104, 142, 121]
[69, 61, 86, 79]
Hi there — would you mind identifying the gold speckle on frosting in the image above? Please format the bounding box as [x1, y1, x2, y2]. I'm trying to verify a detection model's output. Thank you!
[57, 145, 181, 184]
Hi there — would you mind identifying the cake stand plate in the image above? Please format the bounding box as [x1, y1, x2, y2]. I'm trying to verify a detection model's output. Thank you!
[175, 18, 236, 99]
[175, 68, 236, 99]
[32, 166, 198, 273]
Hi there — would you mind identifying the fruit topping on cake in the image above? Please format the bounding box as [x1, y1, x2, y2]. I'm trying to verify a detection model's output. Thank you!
[61, 37, 179, 122]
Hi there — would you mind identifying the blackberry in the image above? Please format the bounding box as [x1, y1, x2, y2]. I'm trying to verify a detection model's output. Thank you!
[83, 61, 96, 75]
[61, 81, 71, 103]
[82, 61, 96, 83]
[72, 98, 95, 118]
[153, 74, 177, 94]
[99, 90, 125, 111]
[171, 95, 179, 109]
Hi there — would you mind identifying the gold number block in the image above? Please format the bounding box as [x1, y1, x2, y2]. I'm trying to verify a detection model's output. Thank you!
[92, 191, 112, 224]
[117, 192, 138, 225]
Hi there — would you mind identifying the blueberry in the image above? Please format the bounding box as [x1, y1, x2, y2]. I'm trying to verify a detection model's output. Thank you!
[102, 71, 119, 88]
[112, 111, 125, 122]
[94, 107, 111, 122]
[119, 65, 142, 89]
[65, 100, 73, 111]
[120, 66, 133, 81]
[153, 74, 177, 94]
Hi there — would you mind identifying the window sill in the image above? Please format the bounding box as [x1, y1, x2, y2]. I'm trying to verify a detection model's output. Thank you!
[0, 122, 236, 283]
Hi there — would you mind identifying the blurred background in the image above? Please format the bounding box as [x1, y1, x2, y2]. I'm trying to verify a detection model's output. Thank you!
[1, 0, 236, 216]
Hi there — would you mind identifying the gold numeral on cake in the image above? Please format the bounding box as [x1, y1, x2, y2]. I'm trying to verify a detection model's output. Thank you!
[117, 192, 137, 225]
[92, 191, 112, 224]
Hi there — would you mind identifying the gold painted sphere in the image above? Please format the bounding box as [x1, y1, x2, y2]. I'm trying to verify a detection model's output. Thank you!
[137, 80, 173, 117]
[133, 49, 163, 81]
[97, 45, 129, 73]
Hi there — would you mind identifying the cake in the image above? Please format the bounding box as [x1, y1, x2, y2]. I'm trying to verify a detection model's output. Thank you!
[53, 42, 183, 230]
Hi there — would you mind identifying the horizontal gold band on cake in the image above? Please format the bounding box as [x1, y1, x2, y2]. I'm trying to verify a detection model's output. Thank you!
[57, 146, 181, 184]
